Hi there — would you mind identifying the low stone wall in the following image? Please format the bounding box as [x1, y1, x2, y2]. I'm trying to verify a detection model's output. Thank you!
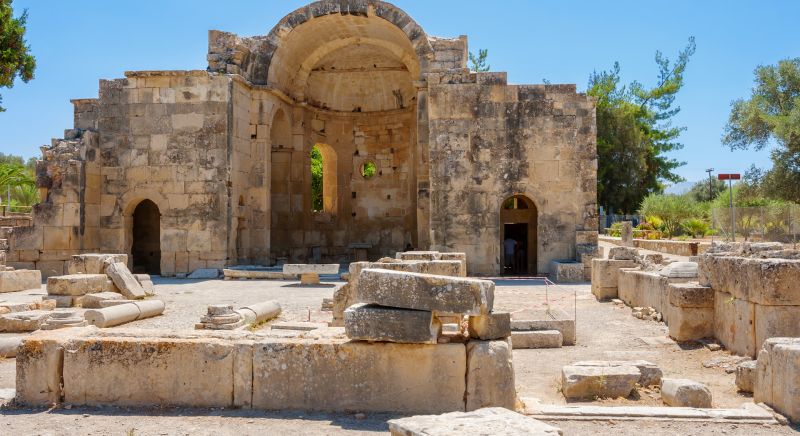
[16, 327, 515, 413]
[590, 258, 636, 300]
[617, 269, 693, 322]
[600, 235, 710, 257]
[700, 255, 800, 357]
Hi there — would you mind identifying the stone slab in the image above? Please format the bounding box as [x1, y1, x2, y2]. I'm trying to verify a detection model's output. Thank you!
[667, 305, 714, 342]
[754, 303, 800, 354]
[223, 269, 297, 280]
[47, 274, 108, 296]
[465, 340, 516, 411]
[0, 310, 51, 332]
[668, 283, 713, 308]
[522, 400, 776, 423]
[549, 261, 584, 283]
[252, 340, 466, 413]
[572, 360, 662, 386]
[356, 268, 494, 315]
[659, 261, 699, 278]
[344, 303, 441, 344]
[388, 407, 562, 436]
[562, 364, 640, 400]
[591, 259, 636, 300]
[63, 336, 238, 408]
[270, 321, 327, 331]
[511, 314, 577, 345]
[468, 312, 511, 340]
[736, 360, 756, 393]
[511, 330, 562, 349]
[282, 264, 339, 274]
[0, 269, 41, 293]
[80, 292, 125, 309]
[106, 262, 146, 299]
[187, 268, 220, 279]
[608, 246, 637, 260]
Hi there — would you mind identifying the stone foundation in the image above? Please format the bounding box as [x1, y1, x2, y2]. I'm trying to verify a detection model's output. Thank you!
[17, 327, 516, 413]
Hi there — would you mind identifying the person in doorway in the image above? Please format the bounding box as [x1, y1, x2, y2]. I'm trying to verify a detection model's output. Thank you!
[503, 237, 516, 273]
[404, 243, 414, 252]
[514, 240, 525, 274]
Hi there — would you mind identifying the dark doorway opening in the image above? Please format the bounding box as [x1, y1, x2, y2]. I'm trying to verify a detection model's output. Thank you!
[131, 199, 161, 275]
[503, 223, 528, 275]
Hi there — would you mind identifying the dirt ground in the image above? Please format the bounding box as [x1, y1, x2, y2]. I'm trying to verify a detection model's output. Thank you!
[0, 275, 797, 435]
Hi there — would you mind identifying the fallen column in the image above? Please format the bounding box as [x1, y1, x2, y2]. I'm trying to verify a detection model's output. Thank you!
[84, 300, 165, 328]
[197, 300, 282, 330]
[345, 303, 442, 344]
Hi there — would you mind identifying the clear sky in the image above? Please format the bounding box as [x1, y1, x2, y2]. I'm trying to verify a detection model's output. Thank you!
[1, 0, 797, 190]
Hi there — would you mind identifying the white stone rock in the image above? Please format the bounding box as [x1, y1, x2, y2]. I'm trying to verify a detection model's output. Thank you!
[105, 262, 146, 299]
[660, 378, 712, 408]
[562, 365, 640, 400]
[511, 330, 562, 349]
[187, 268, 220, 279]
[388, 407, 563, 436]
[735, 360, 756, 393]
[659, 262, 699, 278]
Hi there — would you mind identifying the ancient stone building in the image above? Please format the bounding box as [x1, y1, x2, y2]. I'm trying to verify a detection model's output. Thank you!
[6, 0, 598, 277]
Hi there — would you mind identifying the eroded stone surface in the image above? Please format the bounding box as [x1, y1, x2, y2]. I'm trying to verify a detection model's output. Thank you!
[660, 378, 712, 408]
[388, 407, 562, 436]
[511, 330, 562, 349]
[105, 262, 146, 300]
[465, 340, 516, 411]
[561, 365, 639, 400]
[468, 312, 511, 340]
[344, 303, 441, 344]
[47, 274, 108, 296]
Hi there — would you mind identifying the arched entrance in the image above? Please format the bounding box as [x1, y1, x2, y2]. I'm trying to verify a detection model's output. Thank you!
[131, 199, 161, 275]
[500, 195, 538, 275]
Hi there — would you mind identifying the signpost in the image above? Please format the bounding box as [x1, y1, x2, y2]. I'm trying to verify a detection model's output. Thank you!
[718, 173, 741, 241]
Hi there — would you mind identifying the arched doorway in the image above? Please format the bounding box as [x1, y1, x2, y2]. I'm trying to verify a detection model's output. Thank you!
[500, 195, 538, 275]
[131, 199, 161, 275]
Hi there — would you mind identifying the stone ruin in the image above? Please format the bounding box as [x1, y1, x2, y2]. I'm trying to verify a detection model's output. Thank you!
[0, 235, 41, 294]
[15, 261, 519, 415]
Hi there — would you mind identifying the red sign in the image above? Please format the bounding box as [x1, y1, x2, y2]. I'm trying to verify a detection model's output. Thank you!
[718, 173, 741, 180]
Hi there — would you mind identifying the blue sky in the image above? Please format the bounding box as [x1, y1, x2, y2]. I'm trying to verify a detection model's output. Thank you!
[1, 0, 797, 190]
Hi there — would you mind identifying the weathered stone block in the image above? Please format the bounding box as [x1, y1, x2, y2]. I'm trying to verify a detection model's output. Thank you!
[388, 407, 563, 436]
[510, 316, 576, 346]
[252, 339, 466, 413]
[468, 312, 511, 340]
[0, 310, 51, 332]
[736, 360, 756, 393]
[465, 340, 516, 411]
[754, 304, 800, 353]
[572, 360, 662, 386]
[659, 262, 698, 278]
[660, 378, 712, 408]
[282, 264, 339, 274]
[63, 336, 238, 408]
[0, 269, 42, 293]
[561, 364, 639, 400]
[67, 253, 127, 275]
[667, 305, 714, 342]
[608, 246, 637, 260]
[591, 259, 636, 300]
[16, 332, 67, 405]
[357, 268, 494, 315]
[511, 330, 562, 349]
[47, 274, 108, 296]
[549, 260, 584, 283]
[344, 303, 441, 344]
[106, 262, 146, 299]
[668, 283, 713, 308]
[80, 291, 125, 309]
[714, 291, 756, 357]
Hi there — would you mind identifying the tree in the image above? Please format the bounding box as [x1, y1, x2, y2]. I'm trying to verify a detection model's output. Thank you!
[639, 193, 700, 238]
[590, 37, 696, 213]
[0, 0, 36, 112]
[686, 178, 726, 203]
[469, 49, 490, 72]
[723, 58, 800, 203]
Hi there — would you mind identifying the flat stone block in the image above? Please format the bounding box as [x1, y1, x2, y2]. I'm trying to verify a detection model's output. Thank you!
[299, 272, 320, 285]
[0, 311, 51, 332]
[660, 378, 712, 408]
[80, 292, 125, 309]
[63, 336, 238, 408]
[511, 330, 562, 349]
[754, 304, 800, 354]
[252, 339, 466, 413]
[282, 264, 339, 274]
[388, 407, 562, 436]
[659, 262, 699, 278]
[397, 251, 441, 261]
[187, 268, 219, 279]
[591, 259, 636, 299]
[270, 321, 327, 331]
[668, 305, 714, 342]
[106, 262, 146, 299]
[609, 246, 637, 260]
[668, 283, 713, 308]
[16, 331, 69, 405]
[561, 364, 639, 400]
[465, 340, 516, 411]
[223, 268, 296, 280]
[572, 360, 662, 386]
[0, 269, 41, 293]
[510, 317, 575, 345]
[47, 274, 108, 296]
[468, 312, 511, 340]
[736, 360, 756, 393]
[550, 261, 584, 283]
[345, 303, 441, 344]
[357, 268, 494, 315]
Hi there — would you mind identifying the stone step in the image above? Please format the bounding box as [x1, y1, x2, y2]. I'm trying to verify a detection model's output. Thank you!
[511, 330, 562, 349]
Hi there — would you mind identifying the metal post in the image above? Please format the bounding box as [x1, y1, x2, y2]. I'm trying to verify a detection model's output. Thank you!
[729, 179, 735, 242]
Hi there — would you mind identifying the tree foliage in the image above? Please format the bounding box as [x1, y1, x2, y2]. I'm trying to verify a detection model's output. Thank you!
[686, 178, 727, 203]
[590, 37, 696, 213]
[310, 145, 323, 212]
[469, 49, 490, 72]
[639, 193, 700, 238]
[0, 0, 36, 112]
[723, 58, 800, 202]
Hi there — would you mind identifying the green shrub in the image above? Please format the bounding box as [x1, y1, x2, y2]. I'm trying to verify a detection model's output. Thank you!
[681, 218, 710, 239]
[639, 194, 702, 239]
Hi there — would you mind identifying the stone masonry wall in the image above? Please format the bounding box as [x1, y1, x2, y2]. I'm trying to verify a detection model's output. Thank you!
[427, 72, 598, 275]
